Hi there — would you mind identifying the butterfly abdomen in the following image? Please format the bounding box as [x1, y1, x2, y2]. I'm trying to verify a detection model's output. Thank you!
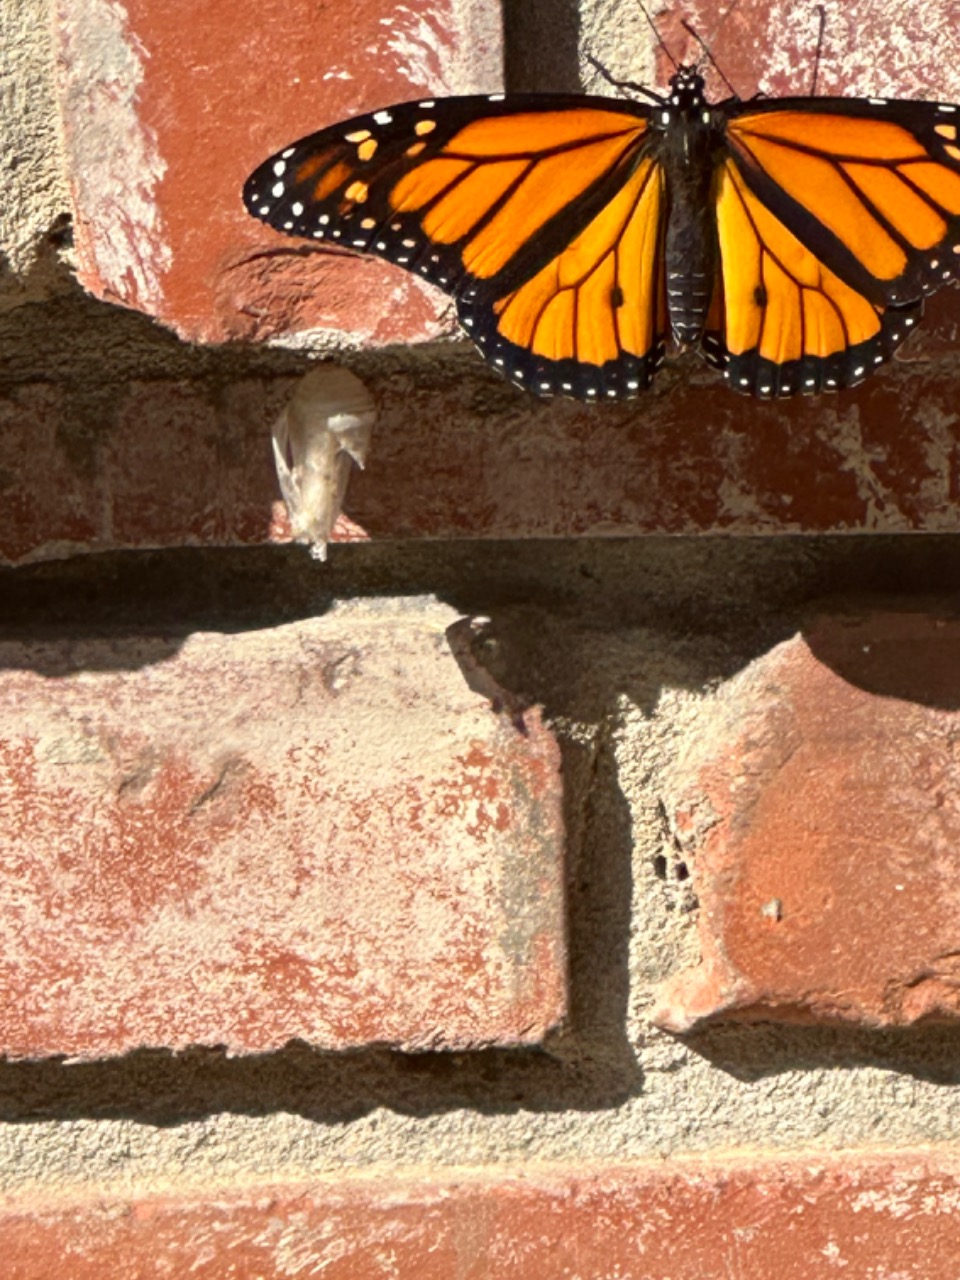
[660, 117, 724, 348]
[664, 198, 716, 345]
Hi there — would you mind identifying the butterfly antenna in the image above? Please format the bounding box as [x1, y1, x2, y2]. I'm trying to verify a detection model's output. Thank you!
[810, 5, 827, 96]
[635, 0, 679, 70]
[680, 19, 739, 99]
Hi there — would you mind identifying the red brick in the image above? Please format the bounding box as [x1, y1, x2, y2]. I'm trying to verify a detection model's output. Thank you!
[5, 1153, 960, 1277]
[0, 602, 565, 1058]
[54, 0, 501, 344]
[23, 2, 960, 562]
[0, 378, 291, 565]
[5, 344, 960, 566]
[19, 2, 960, 559]
[0, 387, 102, 565]
[652, 610, 960, 1032]
[654, 0, 959, 105]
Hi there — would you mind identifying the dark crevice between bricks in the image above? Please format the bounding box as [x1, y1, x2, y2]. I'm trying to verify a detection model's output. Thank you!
[6, 537, 960, 656]
[502, 0, 582, 92]
[688, 1023, 960, 1087]
[0, 270, 313, 392]
[4, 538, 960, 1121]
[654, 799, 697, 913]
[0, 1044, 636, 1127]
[561, 704, 639, 1082]
[0, 260, 503, 404]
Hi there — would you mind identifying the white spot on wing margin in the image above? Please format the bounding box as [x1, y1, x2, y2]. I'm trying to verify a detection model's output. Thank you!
[56, 0, 171, 311]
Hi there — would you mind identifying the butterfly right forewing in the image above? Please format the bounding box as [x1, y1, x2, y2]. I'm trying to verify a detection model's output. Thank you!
[725, 98, 960, 304]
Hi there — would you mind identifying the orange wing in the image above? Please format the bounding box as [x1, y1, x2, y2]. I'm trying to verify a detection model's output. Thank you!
[705, 99, 960, 395]
[704, 156, 922, 396]
[244, 95, 666, 398]
[459, 151, 666, 398]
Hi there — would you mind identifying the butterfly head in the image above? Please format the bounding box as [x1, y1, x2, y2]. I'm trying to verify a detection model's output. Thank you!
[666, 65, 708, 111]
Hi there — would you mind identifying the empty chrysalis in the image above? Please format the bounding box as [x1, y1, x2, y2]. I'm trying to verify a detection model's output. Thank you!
[272, 367, 377, 560]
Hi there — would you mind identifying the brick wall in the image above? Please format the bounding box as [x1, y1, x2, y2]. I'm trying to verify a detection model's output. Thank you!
[3, 0, 960, 1274]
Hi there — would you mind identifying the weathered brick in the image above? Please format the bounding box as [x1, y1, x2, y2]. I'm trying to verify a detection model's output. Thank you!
[649, 0, 960, 106]
[5, 341, 960, 566]
[5, 1153, 960, 1276]
[54, 0, 501, 344]
[0, 600, 564, 1059]
[653, 609, 960, 1032]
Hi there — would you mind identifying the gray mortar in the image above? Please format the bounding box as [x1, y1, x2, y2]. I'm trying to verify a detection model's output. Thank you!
[0, 0, 73, 312]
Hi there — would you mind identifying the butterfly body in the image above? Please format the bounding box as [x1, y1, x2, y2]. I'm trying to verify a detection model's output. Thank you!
[651, 68, 728, 346]
[245, 68, 960, 400]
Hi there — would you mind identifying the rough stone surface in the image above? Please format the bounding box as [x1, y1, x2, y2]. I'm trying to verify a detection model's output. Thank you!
[53, 0, 502, 344]
[653, 609, 960, 1032]
[6, 543, 960, 1189]
[0, 598, 565, 1059]
[0, 0, 72, 311]
[8, 0, 960, 1259]
[5, 1154, 960, 1277]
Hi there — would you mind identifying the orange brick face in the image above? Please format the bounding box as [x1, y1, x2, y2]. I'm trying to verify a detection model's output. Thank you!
[0, 605, 565, 1058]
[6, 1155, 960, 1278]
[654, 610, 960, 1031]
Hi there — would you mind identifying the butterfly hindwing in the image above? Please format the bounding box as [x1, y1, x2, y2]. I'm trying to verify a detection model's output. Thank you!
[459, 151, 667, 398]
[697, 96, 960, 396]
[244, 94, 671, 397]
[704, 155, 923, 397]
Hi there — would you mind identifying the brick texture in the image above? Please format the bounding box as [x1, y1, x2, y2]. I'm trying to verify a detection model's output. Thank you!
[13, 0, 957, 561]
[54, 0, 501, 345]
[5, 1154, 960, 1277]
[653, 609, 960, 1032]
[0, 600, 564, 1059]
[4, 335, 960, 567]
[0, 378, 290, 566]
[6, 0, 960, 1272]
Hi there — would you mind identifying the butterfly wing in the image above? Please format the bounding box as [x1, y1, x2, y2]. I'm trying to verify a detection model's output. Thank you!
[705, 97, 960, 396]
[243, 95, 668, 399]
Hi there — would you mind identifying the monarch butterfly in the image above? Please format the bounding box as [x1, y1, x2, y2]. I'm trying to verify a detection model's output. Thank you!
[242, 64, 960, 401]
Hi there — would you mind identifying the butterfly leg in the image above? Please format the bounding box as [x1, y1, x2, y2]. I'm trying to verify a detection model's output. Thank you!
[583, 54, 664, 104]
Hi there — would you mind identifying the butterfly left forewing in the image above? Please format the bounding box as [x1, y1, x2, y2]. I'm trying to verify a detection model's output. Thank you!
[245, 96, 650, 298]
[245, 94, 673, 398]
